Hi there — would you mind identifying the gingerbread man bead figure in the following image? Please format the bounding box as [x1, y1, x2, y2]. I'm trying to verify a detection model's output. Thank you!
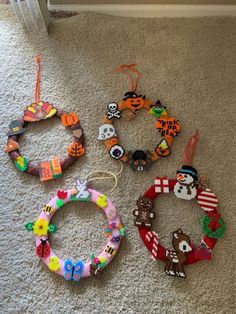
[133, 197, 155, 227]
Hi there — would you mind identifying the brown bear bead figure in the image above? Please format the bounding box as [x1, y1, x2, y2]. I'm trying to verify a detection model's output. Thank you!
[133, 196, 155, 228]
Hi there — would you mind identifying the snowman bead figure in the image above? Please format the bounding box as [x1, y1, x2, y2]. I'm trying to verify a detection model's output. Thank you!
[174, 165, 198, 200]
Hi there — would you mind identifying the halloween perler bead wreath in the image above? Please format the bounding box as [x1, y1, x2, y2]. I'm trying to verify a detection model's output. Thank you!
[25, 180, 125, 281]
[98, 64, 180, 171]
[4, 56, 85, 181]
[133, 131, 226, 278]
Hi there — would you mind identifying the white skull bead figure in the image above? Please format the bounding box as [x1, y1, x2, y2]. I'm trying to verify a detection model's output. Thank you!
[98, 124, 117, 140]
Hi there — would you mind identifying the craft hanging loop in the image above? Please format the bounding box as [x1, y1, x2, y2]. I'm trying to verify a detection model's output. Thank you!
[114, 64, 141, 92]
[84, 161, 124, 192]
[35, 55, 41, 103]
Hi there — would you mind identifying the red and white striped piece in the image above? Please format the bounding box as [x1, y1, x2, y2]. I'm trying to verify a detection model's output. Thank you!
[154, 177, 169, 193]
[197, 188, 218, 212]
[145, 231, 160, 260]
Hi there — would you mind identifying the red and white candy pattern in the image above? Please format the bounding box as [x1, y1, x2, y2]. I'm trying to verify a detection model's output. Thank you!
[145, 231, 160, 260]
[197, 188, 218, 212]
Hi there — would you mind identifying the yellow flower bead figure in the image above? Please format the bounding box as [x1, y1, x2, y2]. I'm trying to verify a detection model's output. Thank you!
[48, 257, 60, 272]
[33, 219, 49, 236]
[96, 194, 107, 208]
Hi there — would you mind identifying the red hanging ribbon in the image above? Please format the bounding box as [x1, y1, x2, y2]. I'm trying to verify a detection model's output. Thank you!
[181, 129, 199, 166]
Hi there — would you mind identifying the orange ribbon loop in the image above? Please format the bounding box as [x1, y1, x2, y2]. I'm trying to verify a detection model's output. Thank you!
[35, 55, 41, 103]
[114, 64, 141, 92]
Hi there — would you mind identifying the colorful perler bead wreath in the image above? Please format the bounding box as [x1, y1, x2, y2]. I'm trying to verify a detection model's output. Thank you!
[133, 167, 226, 278]
[5, 105, 85, 181]
[25, 180, 125, 281]
[98, 97, 180, 172]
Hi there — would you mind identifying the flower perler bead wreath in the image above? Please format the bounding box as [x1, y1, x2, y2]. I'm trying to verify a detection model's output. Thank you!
[4, 56, 85, 181]
[98, 65, 180, 171]
[25, 180, 125, 281]
[133, 131, 226, 278]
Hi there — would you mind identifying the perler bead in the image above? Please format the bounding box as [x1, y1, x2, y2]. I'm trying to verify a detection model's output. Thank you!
[201, 214, 226, 239]
[5, 57, 85, 181]
[109, 144, 125, 160]
[4, 139, 19, 153]
[197, 189, 218, 212]
[99, 65, 180, 171]
[25, 182, 124, 282]
[7, 120, 26, 136]
[67, 142, 85, 157]
[105, 223, 125, 242]
[96, 194, 108, 208]
[64, 260, 84, 281]
[56, 199, 65, 208]
[33, 219, 49, 236]
[36, 239, 51, 258]
[25, 219, 56, 237]
[135, 173, 226, 278]
[39, 159, 62, 182]
[43, 205, 55, 216]
[15, 156, 28, 172]
[23, 101, 57, 122]
[61, 112, 79, 127]
[57, 190, 67, 199]
[48, 257, 60, 272]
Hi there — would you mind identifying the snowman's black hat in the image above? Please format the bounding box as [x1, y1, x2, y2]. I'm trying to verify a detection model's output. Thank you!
[177, 165, 198, 180]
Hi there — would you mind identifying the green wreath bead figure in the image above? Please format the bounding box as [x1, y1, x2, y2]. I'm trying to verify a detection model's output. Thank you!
[201, 214, 226, 239]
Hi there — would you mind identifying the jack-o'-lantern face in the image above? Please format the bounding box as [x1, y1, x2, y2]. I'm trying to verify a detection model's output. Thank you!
[155, 139, 171, 157]
[123, 92, 145, 111]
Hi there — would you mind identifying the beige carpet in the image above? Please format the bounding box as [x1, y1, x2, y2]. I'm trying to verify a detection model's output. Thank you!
[0, 6, 235, 314]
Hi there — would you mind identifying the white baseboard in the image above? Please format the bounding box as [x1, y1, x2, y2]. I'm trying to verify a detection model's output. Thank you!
[47, 4, 236, 17]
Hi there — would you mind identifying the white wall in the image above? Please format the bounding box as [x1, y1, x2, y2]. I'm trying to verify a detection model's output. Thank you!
[50, 0, 236, 4]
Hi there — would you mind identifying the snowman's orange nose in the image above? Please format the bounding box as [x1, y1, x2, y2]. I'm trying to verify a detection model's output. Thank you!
[177, 174, 184, 181]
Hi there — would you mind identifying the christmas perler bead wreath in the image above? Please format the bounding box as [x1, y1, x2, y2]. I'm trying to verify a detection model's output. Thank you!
[98, 64, 180, 171]
[25, 180, 125, 281]
[4, 56, 85, 181]
[133, 132, 226, 278]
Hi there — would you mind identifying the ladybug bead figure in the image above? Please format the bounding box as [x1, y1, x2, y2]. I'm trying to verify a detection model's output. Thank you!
[36, 239, 51, 258]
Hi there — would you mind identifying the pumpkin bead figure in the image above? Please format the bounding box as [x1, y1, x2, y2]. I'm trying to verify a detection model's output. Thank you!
[61, 112, 79, 126]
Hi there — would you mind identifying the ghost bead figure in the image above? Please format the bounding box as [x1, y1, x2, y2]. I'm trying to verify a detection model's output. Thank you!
[174, 166, 198, 200]
[98, 124, 117, 141]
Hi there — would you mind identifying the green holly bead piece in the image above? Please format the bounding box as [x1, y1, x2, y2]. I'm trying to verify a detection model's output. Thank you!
[25, 222, 34, 231]
[48, 224, 57, 234]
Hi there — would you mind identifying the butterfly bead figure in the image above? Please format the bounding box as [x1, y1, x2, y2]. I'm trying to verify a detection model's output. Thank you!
[64, 260, 84, 281]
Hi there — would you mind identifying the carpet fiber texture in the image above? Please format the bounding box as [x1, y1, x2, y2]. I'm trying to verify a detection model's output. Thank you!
[0, 6, 235, 314]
